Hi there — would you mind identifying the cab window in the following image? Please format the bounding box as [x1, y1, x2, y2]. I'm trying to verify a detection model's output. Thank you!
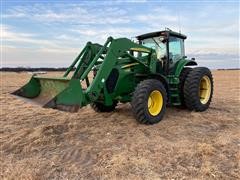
[141, 37, 167, 59]
[168, 36, 184, 63]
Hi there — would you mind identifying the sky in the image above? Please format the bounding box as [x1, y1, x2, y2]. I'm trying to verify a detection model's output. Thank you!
[1, 0, 239, 69]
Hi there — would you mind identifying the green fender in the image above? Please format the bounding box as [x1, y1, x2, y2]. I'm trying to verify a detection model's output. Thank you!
[174, 59, 197, 77]
[148, 73, 170, 99]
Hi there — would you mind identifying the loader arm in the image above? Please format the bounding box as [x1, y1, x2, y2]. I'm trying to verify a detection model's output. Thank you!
[83, 37, 154, 102]
[12, 37, 155, 112]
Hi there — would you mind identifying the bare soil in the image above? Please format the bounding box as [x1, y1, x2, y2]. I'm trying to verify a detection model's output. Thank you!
[0, 70, 240, 179]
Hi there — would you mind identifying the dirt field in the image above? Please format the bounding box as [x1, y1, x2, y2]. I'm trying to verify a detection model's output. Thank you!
[0, 70, 239, 179]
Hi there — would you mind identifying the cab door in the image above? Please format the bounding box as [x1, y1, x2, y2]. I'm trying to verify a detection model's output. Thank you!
[168, 36, 185, 70]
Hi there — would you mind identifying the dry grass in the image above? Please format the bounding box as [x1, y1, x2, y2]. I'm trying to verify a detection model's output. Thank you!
[0, 70, 240, 179]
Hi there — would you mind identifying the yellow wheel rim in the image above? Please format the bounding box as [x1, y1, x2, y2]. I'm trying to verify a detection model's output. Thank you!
[148, 90, 163, 116]
[199, 75, 211, 104]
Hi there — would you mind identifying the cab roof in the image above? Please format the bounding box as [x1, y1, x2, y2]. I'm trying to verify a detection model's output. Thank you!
[136, 30, 187, 40]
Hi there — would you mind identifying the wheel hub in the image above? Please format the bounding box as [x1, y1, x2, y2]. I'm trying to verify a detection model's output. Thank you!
[148, 90, 163, 116]
[199, 75, 211, 104]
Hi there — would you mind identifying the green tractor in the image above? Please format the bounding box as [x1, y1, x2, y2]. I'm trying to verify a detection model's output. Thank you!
[13, 30, 213, 124]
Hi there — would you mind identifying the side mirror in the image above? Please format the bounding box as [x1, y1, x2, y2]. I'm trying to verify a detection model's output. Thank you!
[161, 55, 167, 61]
[159, 37, 167, 43]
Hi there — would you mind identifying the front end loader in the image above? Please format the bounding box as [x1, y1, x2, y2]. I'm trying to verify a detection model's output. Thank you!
[12, 30, 213, 124]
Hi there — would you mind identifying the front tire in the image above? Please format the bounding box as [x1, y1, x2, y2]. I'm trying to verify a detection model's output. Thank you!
[91, 101, 117, 112]
[184, 67, 213, 111]
[131, 79, 167, 124]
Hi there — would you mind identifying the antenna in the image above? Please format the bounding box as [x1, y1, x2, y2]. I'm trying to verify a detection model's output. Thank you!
[165, 27, 172, 31]
[177, 9, 182, 33]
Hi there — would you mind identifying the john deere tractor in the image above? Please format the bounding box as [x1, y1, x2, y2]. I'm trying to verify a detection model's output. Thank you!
[13, 30, 213, 124]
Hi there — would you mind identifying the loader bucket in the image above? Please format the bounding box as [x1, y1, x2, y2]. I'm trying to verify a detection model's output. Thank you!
[12, 76, 85, 112]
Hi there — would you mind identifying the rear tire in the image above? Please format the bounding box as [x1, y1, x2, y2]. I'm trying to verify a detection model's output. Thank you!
[131, 79, 167, 124]
[184, 67, 213, 111]
[91, 101, 117, 112]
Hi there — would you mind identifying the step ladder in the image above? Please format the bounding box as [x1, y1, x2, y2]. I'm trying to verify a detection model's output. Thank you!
[167, 75, 181, 106]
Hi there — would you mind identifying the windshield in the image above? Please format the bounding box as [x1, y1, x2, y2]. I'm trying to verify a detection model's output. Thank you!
[141, 37, 166, 59]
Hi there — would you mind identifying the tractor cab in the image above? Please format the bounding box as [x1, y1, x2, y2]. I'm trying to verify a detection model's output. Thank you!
[136, 30, 187, 73]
